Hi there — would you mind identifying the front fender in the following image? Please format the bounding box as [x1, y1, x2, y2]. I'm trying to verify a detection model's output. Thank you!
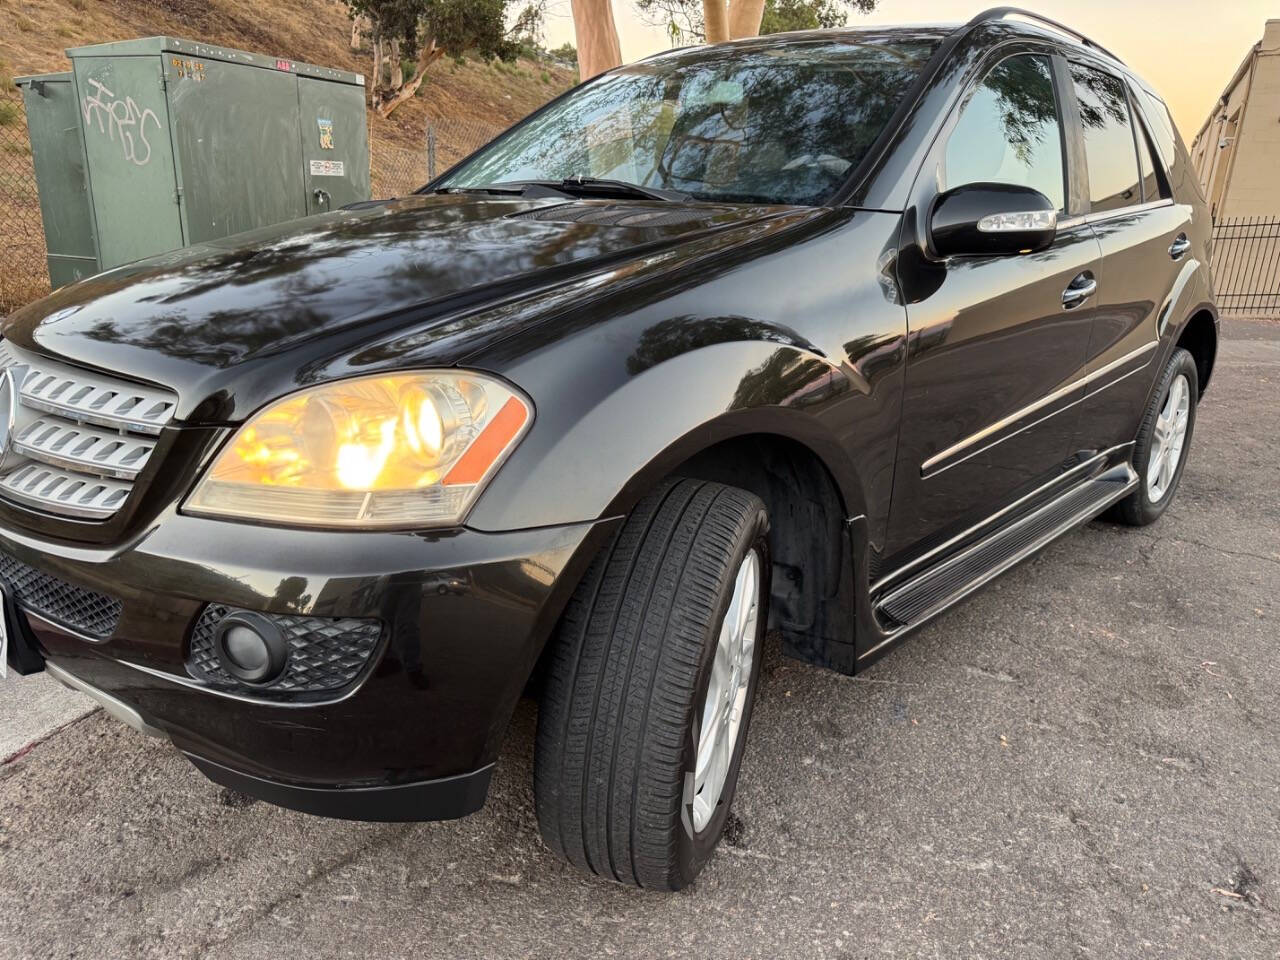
[462, 206, 909, 542]
[467, 339, 865, 531]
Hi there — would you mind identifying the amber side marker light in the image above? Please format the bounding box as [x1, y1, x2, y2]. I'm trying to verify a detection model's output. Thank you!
[443, 397, 529, 486]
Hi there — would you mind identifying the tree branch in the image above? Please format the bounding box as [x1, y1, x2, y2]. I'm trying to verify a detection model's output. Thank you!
[376, 39, 442, 118]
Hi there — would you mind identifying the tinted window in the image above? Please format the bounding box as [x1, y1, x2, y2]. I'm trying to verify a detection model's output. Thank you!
[440, 39, 939, 206]
[944, 54, 1065, 211]
[1071, 64, 1141, 212]
[1136, 87, 1178, 171]
[1136, 119, 1162, 202]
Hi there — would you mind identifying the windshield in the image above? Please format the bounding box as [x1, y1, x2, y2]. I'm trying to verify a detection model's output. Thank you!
[437, 38, 939, 206]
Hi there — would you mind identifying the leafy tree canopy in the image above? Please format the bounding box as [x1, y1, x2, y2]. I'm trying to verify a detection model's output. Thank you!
[761, 0, 875, 34]
[550, 42, 579, 66]
[346, 0, 516, 61]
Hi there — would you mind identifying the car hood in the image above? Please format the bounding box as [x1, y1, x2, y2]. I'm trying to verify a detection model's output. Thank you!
[2, 195, 809, 422]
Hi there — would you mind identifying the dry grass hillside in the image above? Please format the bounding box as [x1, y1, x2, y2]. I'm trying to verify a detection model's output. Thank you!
[0, 0, 576, 309]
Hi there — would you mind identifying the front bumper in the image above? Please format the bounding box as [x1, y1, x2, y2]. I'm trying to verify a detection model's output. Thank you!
[2, 508, 617, 819]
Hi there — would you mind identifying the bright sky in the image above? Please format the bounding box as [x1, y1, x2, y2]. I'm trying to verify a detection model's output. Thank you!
[542, 1, 1272, 142]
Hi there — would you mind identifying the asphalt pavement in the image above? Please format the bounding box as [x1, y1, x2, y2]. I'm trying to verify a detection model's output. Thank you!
[1, 318, 1277, 959]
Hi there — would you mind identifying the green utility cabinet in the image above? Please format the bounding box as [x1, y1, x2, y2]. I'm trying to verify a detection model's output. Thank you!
[16, 73, 97, 288]
[21, 37, 370, 285]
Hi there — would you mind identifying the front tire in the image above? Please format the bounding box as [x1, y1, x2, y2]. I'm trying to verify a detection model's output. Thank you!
[534, 478, 770, 890]
[1108, 346, 1199, 526]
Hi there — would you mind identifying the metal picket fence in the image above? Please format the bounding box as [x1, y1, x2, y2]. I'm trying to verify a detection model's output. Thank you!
[1211, 216, 1280, 316]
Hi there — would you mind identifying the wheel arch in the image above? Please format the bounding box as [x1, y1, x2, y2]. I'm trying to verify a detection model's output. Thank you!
[1175, 304, 1218, 395]
[490, 338, 886, 680]
[665, 431, 860, 672]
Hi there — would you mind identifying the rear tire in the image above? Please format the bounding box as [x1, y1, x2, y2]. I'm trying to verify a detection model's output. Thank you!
[534, 478, 770, 890]
[1108, 347, 1198, 527]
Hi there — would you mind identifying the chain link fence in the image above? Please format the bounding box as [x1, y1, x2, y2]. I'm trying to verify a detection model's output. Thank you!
[371, 115, 505, 197]
[0, 97, 52, 315]
[371, 138, 430, 199]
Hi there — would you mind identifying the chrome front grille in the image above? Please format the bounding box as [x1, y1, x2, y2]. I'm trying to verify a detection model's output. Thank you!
[0, 341, 177, 519]
[19, 365, 174, 435]
[13, 417, 158, 479]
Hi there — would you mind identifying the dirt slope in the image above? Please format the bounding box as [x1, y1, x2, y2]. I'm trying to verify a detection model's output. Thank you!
[0, 0, 573, 148]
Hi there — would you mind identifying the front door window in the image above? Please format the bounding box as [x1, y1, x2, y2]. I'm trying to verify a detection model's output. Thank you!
[943, 54, 1066, 212]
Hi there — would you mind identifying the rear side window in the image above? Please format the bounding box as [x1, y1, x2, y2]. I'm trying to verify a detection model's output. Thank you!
[1135, 87, 1179, 172]
[1136, 119, 1163, 202]
[943, 54, 1065, 211]
[1070, 64, 1142, 213]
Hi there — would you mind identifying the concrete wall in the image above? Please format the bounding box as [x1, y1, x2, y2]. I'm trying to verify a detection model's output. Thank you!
[1193, 21, 1280, 219]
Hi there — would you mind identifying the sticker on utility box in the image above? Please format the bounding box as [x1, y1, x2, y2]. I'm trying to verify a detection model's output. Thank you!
[310, 159, 345, 177]
[317, 118, 335, 150]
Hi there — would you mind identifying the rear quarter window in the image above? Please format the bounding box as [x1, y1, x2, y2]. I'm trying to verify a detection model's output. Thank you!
[1134, 86, 1179, 172]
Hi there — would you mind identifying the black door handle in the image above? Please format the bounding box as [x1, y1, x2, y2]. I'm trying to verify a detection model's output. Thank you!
[1062, 271, 1097, 310]
[1169, 234, 1191, 260]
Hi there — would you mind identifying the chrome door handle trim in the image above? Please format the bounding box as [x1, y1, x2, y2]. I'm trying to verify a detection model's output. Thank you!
[1062, 277, 1097, 309]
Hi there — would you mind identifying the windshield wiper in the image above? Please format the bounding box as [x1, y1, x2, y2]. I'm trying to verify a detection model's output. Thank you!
[432, 183, 535, 196]
[555, 176, 691, 203]
[435, 179, 690, 203]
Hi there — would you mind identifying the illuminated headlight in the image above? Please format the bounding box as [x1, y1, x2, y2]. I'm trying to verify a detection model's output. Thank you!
[185, 371, 532, 528]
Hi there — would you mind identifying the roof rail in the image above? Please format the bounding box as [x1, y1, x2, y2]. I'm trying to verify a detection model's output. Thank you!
[966, 7, 1125, 65]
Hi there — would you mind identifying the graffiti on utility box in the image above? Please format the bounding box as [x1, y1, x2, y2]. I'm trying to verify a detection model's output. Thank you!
[81, 78, 162, 167]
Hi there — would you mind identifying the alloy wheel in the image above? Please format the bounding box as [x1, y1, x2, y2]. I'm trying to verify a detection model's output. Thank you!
[1147, 372, 1190, 502]
[691, 549, 761, 833]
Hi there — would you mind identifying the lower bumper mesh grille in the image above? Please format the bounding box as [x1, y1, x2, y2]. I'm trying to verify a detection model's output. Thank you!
[0, 551, 122, 639]
[186, 604, 383, 697]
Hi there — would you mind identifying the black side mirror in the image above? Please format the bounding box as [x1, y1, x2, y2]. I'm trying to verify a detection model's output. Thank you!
[929, 183, 1058, 258]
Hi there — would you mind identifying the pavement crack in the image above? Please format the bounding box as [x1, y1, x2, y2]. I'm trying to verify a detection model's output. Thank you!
[1, 706, 101, 767]
[1138, 533, 1280, 569]
[188, 824, 415, 957]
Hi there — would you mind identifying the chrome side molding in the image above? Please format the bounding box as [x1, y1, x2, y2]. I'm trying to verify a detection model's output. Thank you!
[922, 341, 1158, 477]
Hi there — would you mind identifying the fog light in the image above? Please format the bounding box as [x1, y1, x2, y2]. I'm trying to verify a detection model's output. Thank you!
[213, 612, 288, 685]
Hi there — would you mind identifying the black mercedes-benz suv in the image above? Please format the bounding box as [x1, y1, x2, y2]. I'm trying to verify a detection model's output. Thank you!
[3, 8, 1216, 889]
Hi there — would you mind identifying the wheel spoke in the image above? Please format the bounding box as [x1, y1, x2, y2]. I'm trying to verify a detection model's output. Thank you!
[694, 702, 724, 786]
[732, 557, 754, 643]
[706, 715, 732, 802]
[691, 548, 762, 833]
[721, 584, 743, 657]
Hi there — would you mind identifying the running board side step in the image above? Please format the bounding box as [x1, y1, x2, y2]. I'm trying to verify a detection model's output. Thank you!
[873, 464, 1138, 632]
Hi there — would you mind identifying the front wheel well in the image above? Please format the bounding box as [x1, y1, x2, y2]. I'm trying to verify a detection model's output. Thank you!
[670, 434, 857, 673]
[1177, 310, 1218, 395]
